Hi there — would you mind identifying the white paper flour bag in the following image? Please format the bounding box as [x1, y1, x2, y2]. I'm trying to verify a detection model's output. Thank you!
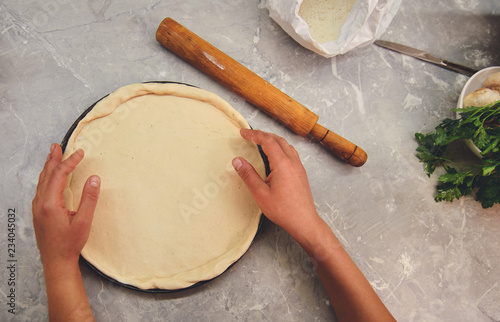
[261, 0, 401, 57]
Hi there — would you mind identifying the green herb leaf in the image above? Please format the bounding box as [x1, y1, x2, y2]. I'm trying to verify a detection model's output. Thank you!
[416, 100, 500, 208]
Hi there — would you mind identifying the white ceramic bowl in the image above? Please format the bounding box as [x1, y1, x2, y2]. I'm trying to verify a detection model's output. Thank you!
[456, 66, 500, 158]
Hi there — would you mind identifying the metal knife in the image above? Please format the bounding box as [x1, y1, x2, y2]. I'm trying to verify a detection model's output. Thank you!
[374, 40, 478, 77]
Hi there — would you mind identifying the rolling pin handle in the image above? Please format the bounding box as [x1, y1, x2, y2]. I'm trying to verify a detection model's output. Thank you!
[310, 123, 367, 167]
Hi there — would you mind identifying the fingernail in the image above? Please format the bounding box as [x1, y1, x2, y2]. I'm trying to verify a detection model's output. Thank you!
[89, 176, 100, 188]
[232, 158, 243, 171]
[50, 143, 56, 153]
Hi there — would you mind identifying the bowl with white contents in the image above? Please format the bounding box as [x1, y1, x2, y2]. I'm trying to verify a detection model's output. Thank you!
[456, 66, 500, 158]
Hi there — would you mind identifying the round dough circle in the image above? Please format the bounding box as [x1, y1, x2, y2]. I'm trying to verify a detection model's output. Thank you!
[63, 83, 266, 290]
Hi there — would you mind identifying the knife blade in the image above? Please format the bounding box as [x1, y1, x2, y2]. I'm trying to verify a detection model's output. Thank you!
[374, 40, 478, 77]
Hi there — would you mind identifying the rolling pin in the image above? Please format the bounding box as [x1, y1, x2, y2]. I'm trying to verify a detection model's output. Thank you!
[156, 18, 367, 167]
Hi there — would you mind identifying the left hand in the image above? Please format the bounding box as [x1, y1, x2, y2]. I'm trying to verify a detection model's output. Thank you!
[32, 144, 100, 272]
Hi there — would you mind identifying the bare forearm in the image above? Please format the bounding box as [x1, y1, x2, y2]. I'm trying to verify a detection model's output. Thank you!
[294, 217, 395, 322]
[43, 261, 94, 322]
[232, 130, 394, 320]
[33, 145, 100, 321]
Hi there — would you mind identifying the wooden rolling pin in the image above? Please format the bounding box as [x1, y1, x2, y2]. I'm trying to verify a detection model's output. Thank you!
[156, 18, 367, 167]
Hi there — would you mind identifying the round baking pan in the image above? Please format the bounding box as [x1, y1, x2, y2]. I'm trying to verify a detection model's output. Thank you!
[61, 81, 270, 293]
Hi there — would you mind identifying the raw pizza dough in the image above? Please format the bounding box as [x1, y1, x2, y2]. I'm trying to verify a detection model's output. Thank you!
[63, 83, 266, 290]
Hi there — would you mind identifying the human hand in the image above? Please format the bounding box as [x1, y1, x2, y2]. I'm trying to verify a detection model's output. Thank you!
[233, 130, 396, 321]
[32, 144, 100, 273]
[232, 129, 321, 242]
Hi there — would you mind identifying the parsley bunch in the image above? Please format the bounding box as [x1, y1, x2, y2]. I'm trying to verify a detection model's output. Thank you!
[415, 100, 500, 208]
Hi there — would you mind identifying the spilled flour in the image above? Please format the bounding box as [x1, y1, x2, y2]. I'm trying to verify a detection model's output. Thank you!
[399, 253, 414, 277]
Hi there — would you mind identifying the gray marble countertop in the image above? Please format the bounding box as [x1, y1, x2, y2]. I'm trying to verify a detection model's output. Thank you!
[1, 0, 500, 321]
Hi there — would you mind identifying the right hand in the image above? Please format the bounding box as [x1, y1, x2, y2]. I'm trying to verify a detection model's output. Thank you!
[232, 129, 321, 240]
[233, 130, 397, 322]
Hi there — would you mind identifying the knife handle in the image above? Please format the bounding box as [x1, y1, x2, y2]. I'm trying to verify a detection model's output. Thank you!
[156, 17, 367, 166]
